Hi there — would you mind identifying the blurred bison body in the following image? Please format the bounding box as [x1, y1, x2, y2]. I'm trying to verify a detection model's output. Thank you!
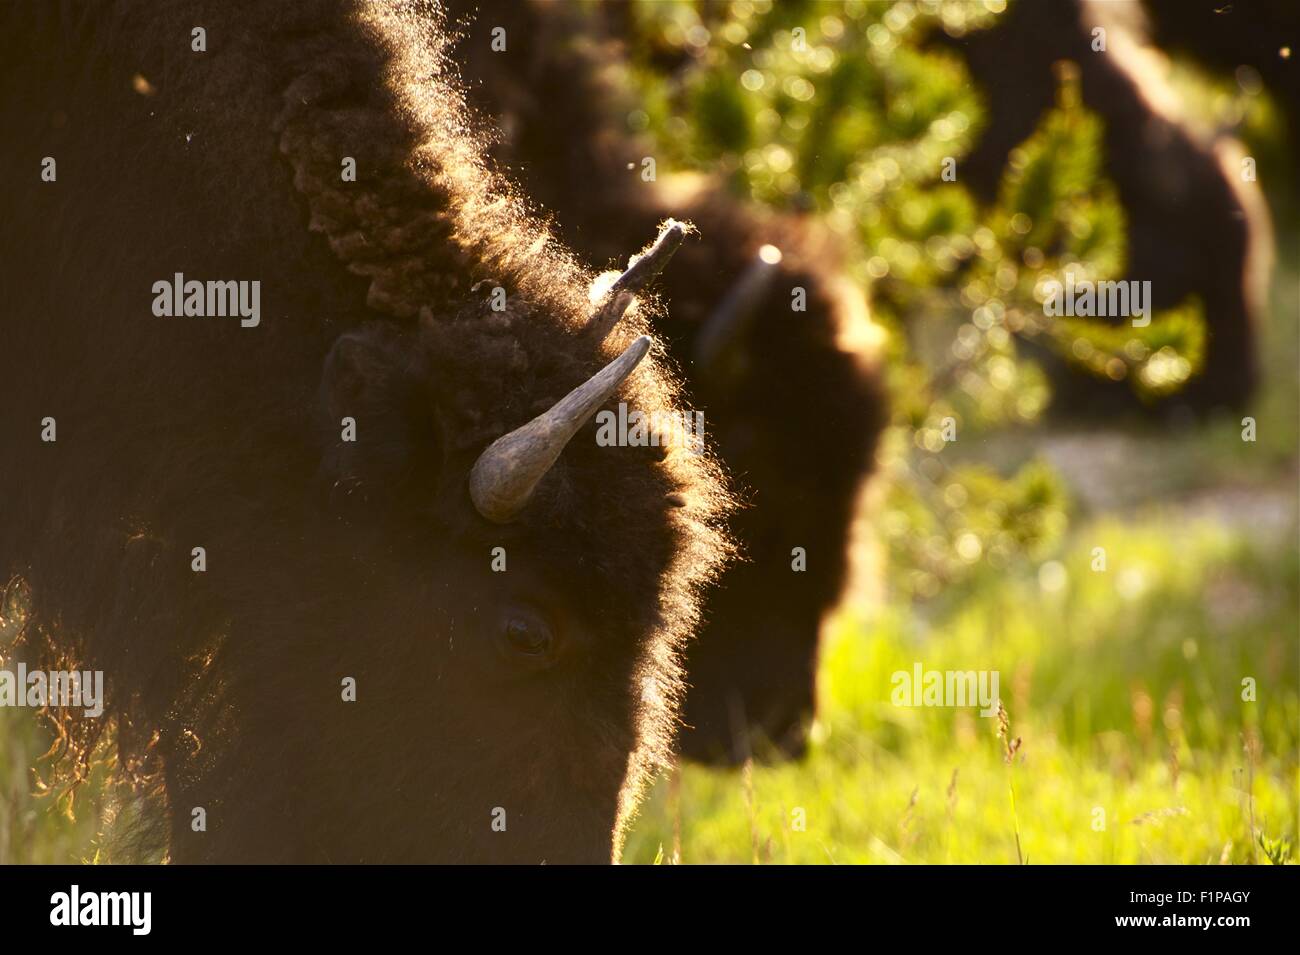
[947, 0, 1273, 417]
[1143, 0, 1299, 157]
[447, 1, 889, 763]
[0, 0, 730, 862]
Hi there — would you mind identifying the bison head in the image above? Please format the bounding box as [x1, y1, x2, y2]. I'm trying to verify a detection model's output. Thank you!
[1, 2, 730, 866]
[148, 223, 724, 863]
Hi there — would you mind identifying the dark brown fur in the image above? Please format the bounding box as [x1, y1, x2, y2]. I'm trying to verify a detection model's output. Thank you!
[446, 0, 889, 762]
[0, 0, 731, 862]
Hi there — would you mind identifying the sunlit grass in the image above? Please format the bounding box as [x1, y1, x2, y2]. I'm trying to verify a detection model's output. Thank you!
[3, 508, 1296, 865]
[0, 707, 104, 864]
[624, 513, 1299, 864]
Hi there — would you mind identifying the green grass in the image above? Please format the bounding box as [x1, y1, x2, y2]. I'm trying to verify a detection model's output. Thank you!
[4, 241, 1297, 867]
[623, 514, 1299, 864]
[620, 213, 1300, 868]
[0, 708, 108, 864]
[4, 467, 1297, 867]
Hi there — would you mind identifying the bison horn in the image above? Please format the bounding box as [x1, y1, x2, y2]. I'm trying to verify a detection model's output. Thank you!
[585, 219, 688, 342]
[694, 244, 783, 370]
[469, 335, 653, 523]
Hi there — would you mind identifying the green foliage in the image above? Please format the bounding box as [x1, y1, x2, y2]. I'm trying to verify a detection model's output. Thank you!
[625, 0, 989, 207]
[621, 1, 1212, 604]
[1056, 299, 1206, 400]
[608, 0, 1295, 867]
[623, 1, 1207, 425]
[881, 458, 1069, 605]
[993, 71, 1111, 255]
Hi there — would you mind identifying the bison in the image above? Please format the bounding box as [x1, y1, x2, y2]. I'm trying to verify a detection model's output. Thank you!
[446, 0, 890, 764]
[1143, 0, 1299, 158]
[944, 0, 1274, 417]
[0, 0, 733, 863]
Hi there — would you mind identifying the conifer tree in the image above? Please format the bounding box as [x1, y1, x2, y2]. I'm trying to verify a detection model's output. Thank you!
[620, 0, 1206, 599]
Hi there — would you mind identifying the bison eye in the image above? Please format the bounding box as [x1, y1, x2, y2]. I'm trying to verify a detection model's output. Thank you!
[498, 607, 557, 668]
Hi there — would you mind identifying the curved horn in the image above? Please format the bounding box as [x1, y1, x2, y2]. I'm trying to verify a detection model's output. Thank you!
[469, 335, 653, 523]
[695, 244, 782, 371]
[585, 219, 688, 342]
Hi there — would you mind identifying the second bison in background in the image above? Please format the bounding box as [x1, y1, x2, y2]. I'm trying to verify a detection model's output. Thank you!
[448, 0, 890, 763]
[945, 0, 1273, 418]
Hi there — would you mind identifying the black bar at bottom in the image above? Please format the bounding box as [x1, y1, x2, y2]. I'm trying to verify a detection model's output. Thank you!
[4, 864, 1293, 940]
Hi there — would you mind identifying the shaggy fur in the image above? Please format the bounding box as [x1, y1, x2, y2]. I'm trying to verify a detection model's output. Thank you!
[944, 0, 1273, 417]
[445, 0, 889, 763]
[0, 0, 732, 862]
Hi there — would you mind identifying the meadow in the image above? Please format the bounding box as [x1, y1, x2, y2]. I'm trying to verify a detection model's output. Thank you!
[8, 264, 1294, 866]
[4, 335, 1297, 869]
[2, 1, 1297, 867]
[12, 310, 1300, 867]
[625, 511, 1298, 864]
[620, 240, 1299, 865]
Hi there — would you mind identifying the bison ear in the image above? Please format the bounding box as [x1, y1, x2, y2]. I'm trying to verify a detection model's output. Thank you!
[317, 326, 436, 509]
